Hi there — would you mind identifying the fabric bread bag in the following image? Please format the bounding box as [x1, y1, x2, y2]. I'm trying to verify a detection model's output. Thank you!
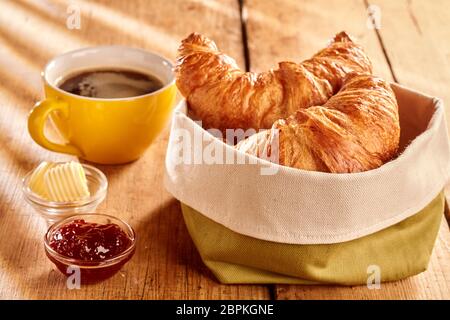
[164, 32, 450, 285]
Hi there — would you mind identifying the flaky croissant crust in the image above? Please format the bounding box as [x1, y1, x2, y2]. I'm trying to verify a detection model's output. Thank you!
[175, 32, 400, 173]
[236, 73, 400, 173]
[176, 32, 373, 132]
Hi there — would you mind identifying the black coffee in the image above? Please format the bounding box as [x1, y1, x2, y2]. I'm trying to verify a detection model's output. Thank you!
[58, 68, 164, 98]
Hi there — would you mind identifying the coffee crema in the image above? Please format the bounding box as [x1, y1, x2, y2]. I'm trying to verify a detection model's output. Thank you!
[57, 68, 164, 98]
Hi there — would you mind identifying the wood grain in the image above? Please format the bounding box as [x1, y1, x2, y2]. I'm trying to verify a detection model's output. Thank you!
[367, 0, 450, 111]
[244, 0, 450, 300]
[245, 0, 393, 80]
[0, 0, 268, 299]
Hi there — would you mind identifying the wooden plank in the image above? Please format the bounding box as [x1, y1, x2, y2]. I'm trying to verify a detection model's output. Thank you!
[244, 0, 450, 299]
[245, 0, 393, 80]
[367, 0, 450, 110]
[0, 0, 269, 299]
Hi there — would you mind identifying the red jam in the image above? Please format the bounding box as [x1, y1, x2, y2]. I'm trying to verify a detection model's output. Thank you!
[46, 219, 135, 283]
[49, 219, 132, 261]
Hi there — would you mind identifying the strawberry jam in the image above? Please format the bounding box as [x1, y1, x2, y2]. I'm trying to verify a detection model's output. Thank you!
[46, 218, 135, 283]
[49, 219, 132, 261]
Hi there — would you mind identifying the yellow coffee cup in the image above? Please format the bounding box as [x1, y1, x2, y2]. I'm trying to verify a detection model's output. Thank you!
[28, 46, 176, 164]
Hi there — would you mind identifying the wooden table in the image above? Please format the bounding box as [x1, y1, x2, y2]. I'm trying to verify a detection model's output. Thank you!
[0, 0, 449, 300]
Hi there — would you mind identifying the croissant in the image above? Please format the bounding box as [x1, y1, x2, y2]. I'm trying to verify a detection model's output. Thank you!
[236, 73, 400, 173]
[176, 31, 373, 132]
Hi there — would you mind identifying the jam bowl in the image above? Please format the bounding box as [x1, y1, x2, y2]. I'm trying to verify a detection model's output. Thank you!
[44, 214, 136, 283]
[22, 163, 107, 225]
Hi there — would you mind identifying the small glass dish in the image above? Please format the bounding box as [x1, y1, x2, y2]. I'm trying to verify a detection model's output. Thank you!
[22, 163, 107, 225]
[44, 214, 136, 283]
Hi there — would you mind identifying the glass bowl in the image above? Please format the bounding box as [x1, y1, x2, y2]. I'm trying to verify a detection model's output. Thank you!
[22, 163, 108, 225]
[44, 214, 136, 284]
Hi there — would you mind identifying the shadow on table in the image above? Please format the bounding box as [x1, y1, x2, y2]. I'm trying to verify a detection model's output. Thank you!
[0, 186, 49, 298]
[12, 0, 179, 58]
[134, 198, 219, 291]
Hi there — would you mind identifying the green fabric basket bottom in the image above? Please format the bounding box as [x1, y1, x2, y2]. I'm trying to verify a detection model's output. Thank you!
[181, 192, 444, 285]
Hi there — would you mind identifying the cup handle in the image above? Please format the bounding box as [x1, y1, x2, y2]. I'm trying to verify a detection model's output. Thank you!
[28, 98, 83, 156]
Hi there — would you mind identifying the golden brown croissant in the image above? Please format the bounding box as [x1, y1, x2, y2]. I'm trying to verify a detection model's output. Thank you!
[236, 73, 400, 173]
[175, 31, 372, 132]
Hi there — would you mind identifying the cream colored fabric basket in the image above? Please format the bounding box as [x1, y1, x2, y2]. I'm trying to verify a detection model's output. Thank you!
[165, 84, 450, 245]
